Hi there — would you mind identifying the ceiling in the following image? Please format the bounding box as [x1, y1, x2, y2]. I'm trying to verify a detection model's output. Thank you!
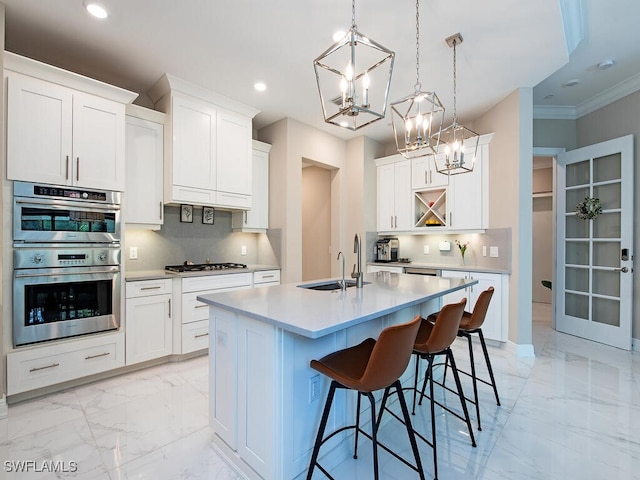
[2, 0, 639, 145]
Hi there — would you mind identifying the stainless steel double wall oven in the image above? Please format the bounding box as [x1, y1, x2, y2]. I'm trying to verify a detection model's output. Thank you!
[13, 181, 122, 346]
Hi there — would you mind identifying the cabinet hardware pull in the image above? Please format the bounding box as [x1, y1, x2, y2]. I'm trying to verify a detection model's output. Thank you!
[394, 216, 398, 228]
[425, 170, 428, 185]
[262, 274, 275, 278]
[390, 215, 393, 229]
[244, 211, 247, 224]
[30, 363, 60, 372]
[140, 286, 161, 290]
[194, 333, 209, 339]
[85, 352, 110, 360]
[168, 298, 172, 318]
[449, 211, 452, 226]
[76, 157, 80, 181]
[195, 304, 209, 309]
[159, 201, 163, 220]
[65, 156, 70, 180]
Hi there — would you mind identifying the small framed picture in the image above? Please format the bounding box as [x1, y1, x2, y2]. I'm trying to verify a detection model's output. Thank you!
[202, 206, 215, 225]
[180, 204, 193, 223]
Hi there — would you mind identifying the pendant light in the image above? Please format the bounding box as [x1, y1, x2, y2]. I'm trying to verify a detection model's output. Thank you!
[313, 0, 395, 131]
[433, 33, 479, 175]
[391, 0, 444, 158]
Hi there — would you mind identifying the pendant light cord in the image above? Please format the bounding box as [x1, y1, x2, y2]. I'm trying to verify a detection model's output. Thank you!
[352, 0, 356, 28]
[414, 0, 421, 92]
[452, 38, 458, 123]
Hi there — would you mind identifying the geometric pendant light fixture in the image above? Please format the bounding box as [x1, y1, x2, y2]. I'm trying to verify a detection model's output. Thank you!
[313, 0, 395, 131]
[433, 33, 479, 175]
[391, 0, 445, 159]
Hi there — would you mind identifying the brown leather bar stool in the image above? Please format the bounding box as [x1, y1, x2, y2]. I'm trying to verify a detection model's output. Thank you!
[425, 287, 500, 430]
[455, 287, 500, 430]
[412, 298, 476, 480]
[306, 315, 425, 480]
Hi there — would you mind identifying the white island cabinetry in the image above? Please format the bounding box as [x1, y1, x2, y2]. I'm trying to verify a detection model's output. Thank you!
[200, 273, 476, 480]
[5, 53, 136, 191]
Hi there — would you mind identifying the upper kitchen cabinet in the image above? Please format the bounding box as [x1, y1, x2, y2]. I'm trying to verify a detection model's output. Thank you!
[5, 53, 137, 191]
[232, 140, 271, 232]
[148, 74, 259, 210]
[376, 155, 412, 232]
[125, 105, 165, 229]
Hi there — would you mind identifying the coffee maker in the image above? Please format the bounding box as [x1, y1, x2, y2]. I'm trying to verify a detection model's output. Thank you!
[375, 238, 399, 262]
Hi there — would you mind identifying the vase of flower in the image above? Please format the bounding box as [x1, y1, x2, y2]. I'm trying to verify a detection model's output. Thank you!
[455, 240, 469, 266]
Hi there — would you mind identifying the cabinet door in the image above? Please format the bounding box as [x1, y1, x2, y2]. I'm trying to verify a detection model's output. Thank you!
[6, 73, 73, 185]
[441, 270, 470, 307]
[125, 115, 164, 226]
[234, 146, 269, 230]
[73, 92, 126, 190]
[449, 147, 484, 230]
[393, 160, 412, 230]
[217, 110, 252, 197]
[412, 155, 449, 189]
[171, 94, 217, 190]
[125, 294, 172, 365]
[377, 163, 396, 231]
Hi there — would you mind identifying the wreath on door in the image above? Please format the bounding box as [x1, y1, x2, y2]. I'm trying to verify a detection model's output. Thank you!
[575, 197, 602, 220]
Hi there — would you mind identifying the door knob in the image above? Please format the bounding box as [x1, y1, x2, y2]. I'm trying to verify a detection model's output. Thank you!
[614, 267, 629, 273]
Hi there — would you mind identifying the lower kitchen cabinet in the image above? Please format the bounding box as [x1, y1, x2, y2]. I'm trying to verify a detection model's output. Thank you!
[125, 278, 173, 365]
[6, 332, 125, 395]
[253, 269, 281, 287]
[367, 265, 404, 274]
[440, 270, 508, 342]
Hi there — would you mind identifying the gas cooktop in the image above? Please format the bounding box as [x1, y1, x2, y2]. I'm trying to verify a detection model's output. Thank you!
[165, 262, 248, 273]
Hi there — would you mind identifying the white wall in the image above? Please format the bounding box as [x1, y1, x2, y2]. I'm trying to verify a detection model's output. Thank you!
[301, 165, 331, 281]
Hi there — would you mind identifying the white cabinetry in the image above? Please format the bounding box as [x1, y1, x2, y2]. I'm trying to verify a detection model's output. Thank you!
[253, 269, 281, 287]
[5, 53, 135, 191]
[232, 141, 271, 232]
[179, 273, 252, 354]
[441, 270, 508, 341]
[412, 155, 449, 189]
[148, 74, 259, 209]
[125, 105, 165, 229]
[367, 265, 404, 274]
[6, 332, 125, 395]
[376, 156, 412, 232]
[125, 278, 173, 365]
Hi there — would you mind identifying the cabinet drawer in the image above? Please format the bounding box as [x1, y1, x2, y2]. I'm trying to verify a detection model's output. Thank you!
[182, 290, 217, 324]
[7, 333, 124, 395]
[253, 270, 280, 285]
[182, 273, 252, 293]
[126, 278, 172, 298]
[182, 320, 209, 354]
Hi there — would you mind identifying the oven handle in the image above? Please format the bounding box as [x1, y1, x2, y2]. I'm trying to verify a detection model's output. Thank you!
[14, 197, 120, 211]
[14, 267, 119, 278]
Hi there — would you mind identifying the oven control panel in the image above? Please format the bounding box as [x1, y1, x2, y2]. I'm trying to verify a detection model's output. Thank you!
[13, 247, 121, 269]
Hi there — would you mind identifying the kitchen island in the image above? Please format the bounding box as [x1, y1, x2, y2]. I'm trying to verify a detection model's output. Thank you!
[198, 272, 477, 480]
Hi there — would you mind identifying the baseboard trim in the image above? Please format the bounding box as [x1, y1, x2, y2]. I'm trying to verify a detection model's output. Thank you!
[508, 342, 535, 358]
[632, 337, 640, 352]
[0, 396, 8, 419]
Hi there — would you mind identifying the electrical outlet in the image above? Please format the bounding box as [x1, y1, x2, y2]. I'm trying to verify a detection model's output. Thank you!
[241, 245, 247, 256]
[482, 246, 487, 257]
[216, 330, 227, 346]
[423, 245, 430, 255]
[490, 246, 499, 258]
[129, 246, 138, 260]
[309, 374, 320, 403]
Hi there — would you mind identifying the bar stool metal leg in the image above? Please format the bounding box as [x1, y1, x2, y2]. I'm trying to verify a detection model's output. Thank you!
[307, 381, 338, 480]
[465, 332, 482, 430]
[447, 350, 477, 448]
[478, 329, 501, 406]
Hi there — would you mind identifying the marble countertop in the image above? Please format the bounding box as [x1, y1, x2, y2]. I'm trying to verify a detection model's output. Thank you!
[368, 261, 510, 275]
[198, 272, 477, 339]
[125, 264, 280, 281]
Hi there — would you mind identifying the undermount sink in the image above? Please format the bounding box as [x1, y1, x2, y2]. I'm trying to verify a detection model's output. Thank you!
[298, 280, 369, 291]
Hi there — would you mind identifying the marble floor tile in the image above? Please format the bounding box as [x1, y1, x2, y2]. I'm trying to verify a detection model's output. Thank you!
[2, 304, 639, 479]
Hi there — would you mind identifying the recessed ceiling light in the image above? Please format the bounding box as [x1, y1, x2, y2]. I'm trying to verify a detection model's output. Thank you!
[85, 3, 108, 19]
[254, 82, 266, 92]
[563, 79, 580, 87]
[597, 59, 615, 70]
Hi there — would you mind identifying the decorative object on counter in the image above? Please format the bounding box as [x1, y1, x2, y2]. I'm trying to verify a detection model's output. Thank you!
[313, 0, 394, 131]
[202, 206, 215, 224]
[434, 33, 479, 176]
[180, 204, 193, 223]
[575, 196, 602, 220]
[391, 0, 444, 159]
[455, 239, 469, 266]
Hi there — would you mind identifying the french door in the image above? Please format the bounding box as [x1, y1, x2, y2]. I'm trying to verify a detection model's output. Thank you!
[555, 135, 633, 350]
